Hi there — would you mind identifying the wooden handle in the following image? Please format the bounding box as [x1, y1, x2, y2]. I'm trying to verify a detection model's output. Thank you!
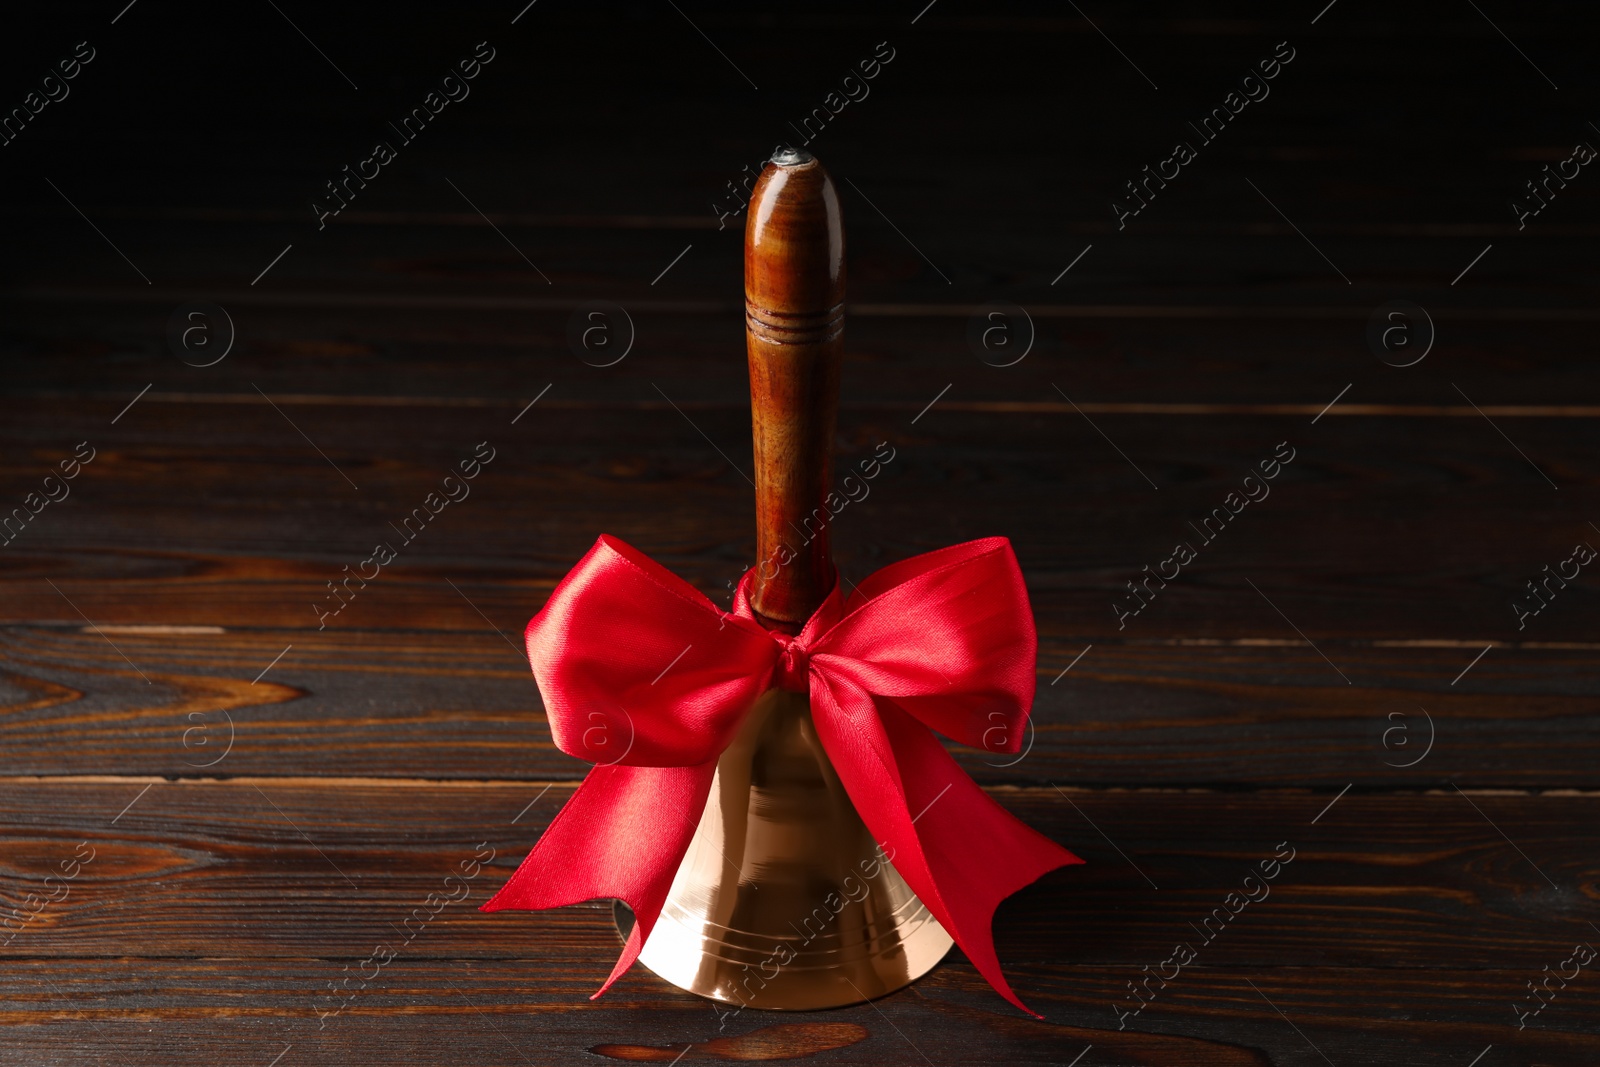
[745, 148, 845, 632]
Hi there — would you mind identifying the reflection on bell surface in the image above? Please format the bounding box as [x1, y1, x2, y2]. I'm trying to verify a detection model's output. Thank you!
[614, 688, 953, 1009]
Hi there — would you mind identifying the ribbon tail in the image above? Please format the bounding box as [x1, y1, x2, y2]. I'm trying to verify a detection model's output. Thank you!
[811, 681, 1082, 1017]
[480, 761, 716, 997]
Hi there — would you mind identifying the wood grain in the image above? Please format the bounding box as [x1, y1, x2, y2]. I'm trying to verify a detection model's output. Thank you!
[0, 782, 1595, 1061]
[10, 957, 1599, 1065]
[0, 626, 1596, 787]
[1, 399, 1593, 644]
[0, 782, 1592, 970]
[16, 958, 1593, 1066]
[6, 294, 1600, 408]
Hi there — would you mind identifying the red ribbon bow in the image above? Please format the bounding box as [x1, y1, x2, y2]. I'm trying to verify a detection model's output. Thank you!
[482, 534, 1081, 1015]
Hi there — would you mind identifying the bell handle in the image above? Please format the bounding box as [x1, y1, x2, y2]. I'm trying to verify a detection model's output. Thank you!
[744, 148, 845, 633]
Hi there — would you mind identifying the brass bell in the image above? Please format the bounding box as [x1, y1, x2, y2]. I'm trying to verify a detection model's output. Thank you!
[614, 148, 954, 1009]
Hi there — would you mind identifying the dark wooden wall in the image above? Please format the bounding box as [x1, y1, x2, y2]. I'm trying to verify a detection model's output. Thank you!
[1, 2, 1596, 1064]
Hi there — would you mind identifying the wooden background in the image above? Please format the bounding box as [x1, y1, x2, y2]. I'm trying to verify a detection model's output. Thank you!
[2, 2, 1597, 1064]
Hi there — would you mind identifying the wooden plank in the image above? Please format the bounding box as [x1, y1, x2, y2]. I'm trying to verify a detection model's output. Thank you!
[0, 782, 1591, 970]
[0, 626, 1594, 786]
[0, 782, 1594, 1062]
[1, 401, 1592, 641]
[0, 958, 1589, 1066]
[4, 298, 1600, 407]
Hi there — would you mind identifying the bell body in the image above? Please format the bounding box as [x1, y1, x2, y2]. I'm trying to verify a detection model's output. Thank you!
[619, 687, 952, 1009]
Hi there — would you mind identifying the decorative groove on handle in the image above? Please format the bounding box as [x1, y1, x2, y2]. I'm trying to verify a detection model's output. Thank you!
[745, 301, 845, 346]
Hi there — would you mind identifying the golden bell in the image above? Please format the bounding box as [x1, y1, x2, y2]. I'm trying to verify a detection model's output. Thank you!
[614, 148, 952, 1008]
[615, 688, 953, 1009]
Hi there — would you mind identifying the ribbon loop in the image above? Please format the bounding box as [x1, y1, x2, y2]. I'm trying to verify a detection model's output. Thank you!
[524, 535, 778, 768]
[484, 534, 1081, 1016]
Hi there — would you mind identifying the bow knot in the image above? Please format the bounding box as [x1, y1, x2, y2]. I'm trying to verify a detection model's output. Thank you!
[772, 634, 811, 692]
[482, 534, 1081, 1017]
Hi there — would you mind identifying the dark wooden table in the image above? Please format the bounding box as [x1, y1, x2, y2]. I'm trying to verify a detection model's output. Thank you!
[2, 3, 1597, 1064]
